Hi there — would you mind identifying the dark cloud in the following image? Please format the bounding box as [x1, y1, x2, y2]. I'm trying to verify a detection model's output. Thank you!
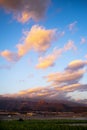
[0, 0, 50, 23]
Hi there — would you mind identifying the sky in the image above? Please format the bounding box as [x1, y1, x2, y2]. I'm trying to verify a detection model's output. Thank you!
[0, 0, 87, 103]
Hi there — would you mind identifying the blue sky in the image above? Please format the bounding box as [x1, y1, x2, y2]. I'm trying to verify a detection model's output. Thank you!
[0, 0, 87, 103]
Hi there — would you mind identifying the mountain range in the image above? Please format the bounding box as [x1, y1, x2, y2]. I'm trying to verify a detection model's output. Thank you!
[0, 97, 87, 113]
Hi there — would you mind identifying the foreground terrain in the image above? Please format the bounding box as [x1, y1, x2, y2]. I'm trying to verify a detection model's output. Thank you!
[0, 119, 87, 130]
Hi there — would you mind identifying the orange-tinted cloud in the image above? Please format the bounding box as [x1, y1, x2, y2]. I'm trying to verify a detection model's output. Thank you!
[0, 25, 57, 62]
[1, 60, 87, 101]
[36, 48, 63, 69]
[0, 50, 20, 62]
[3, 82, 87, 101]
[66, 60, 87, 71]
[46, 69, 85, 85]
[0, 0, 50, 23]
[44, 59, 87, 97]
[36, 40, 77, 69]
[17, 25, 57, 56]
[9, 60, 87, 100]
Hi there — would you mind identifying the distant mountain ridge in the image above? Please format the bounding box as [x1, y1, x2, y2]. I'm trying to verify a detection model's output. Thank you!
[0, 97, 87, 113]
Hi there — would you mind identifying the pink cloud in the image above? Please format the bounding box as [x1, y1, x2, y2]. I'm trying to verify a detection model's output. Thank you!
[68, 21, 77, 32]
[0, 50, 21, 62]
[81, 37, 86, 44]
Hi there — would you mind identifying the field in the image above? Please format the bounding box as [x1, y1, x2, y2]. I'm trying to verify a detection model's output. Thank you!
[0, 119, 87, 130]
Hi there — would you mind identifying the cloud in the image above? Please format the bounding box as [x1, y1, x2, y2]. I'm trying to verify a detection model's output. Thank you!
[81, 37, 86, 44]
[68, 21, 77, 32]
[7, 85, 69, 100]
[36, 48, 63, 69]
[0, 0, 50, 23]
[44, 59, 87, 99]
[3, 83, 87, 101]
[17, 25, 57, 56]
[66, 60, 87, 71]
[63, 40, 77, 51]
[36, 40, 77, 69]
[18, 86, 54, 99]
[0, 25, 57, 62]
[67, 92, 87, 102]
[0, 50, 20, 62]
[55, 83, 87, 92]
[46, 69, 85, 85]
[1, 59, 87, 101]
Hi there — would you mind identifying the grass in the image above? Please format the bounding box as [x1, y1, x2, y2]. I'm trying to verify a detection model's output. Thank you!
[0, 119, 87, 130]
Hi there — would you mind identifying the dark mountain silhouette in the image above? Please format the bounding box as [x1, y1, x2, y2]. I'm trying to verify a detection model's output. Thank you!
[0, 97, 87, 113]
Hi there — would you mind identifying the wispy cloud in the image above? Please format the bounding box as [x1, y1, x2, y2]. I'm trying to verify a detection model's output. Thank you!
[0, 0, 50, 23]
[2, 59, 87, 101]
[67, 92, 87, 103]
[46, 69, 85, 85]
[3, 83, 87, 101]
[68, 21, 77, 32]
[81, 37, 86, 44]
[44, 59, 87, 99]
[36, 40, 77, 69]
[63, 40, 77, 51]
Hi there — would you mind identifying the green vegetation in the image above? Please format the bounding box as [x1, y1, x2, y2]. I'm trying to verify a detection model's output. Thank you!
[0, 119, 87, 130]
